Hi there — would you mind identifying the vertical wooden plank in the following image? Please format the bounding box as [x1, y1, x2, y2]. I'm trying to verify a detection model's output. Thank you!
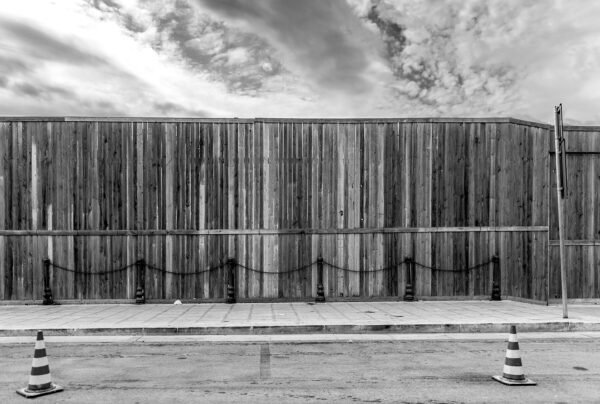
[347, 123, 360, 296]
[0, 122, 7, 299]
[488, 123, 498, 292]
[336, 122, 346, 295]
[238, 123, 247, 230]
[207, 123, 217, 296]
[12, 122, 22, 298]
[124, 123, 133, 297]
[249, 123, 259, 297]
[595, 245, 600, 299]
[375, 123, 385, 295]
[278, 122, 287, 296]
[358, 123, 365, 295]
[260, 123, 273, 297]
[310, 124, 319, 297]
[67, 123, 76, 299]
[164, 123, 174, 298]
[227, 123, 236, 230]
[87, 122, 97, 299]
[300, 122, 311, 296]
[31, 127, 39, 232]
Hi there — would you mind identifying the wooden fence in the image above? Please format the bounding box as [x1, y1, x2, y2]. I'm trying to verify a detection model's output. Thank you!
[548, 126, 600, 300]
[0, 117, 596, 302]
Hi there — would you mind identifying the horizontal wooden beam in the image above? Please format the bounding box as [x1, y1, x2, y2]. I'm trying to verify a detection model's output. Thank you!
[548, 151, 600, 155]
[0, 226, 549, 237]
[549, 240, 600, 246]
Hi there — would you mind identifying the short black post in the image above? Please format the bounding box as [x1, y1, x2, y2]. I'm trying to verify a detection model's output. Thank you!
[42, 259, 54, 305]
[315, 256, 325, 303]
[491, 255, 501, 301]
[226, 258, 236, 304]
[135, 258, 145, 304]
[403, 257, 415, 302]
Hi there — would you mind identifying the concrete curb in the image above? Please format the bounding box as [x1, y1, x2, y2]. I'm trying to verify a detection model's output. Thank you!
[3, 321, 600, 337]
[3, 332, 600, 345]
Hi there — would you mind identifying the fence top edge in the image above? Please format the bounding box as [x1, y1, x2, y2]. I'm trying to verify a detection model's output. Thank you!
[3, 116, 599, 131]
[0, 117, 256, 123]
[1, 116, 595, 130]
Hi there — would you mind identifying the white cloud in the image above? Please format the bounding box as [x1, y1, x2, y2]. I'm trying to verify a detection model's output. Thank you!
[348, 0, 600, 122]
[0, 0, 599, 122]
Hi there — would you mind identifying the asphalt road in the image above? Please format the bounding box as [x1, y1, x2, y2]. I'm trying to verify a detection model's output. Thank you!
[2, 337, 599, 403]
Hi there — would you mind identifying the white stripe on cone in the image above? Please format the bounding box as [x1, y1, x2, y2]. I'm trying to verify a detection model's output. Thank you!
[28, 373, 52, 386]
[504, 349, 521, 359]
[508, 334, 518, 342]
[34, 340, 45, 350]
[503, 364, 525, 376]
[31, 357, 49, 368]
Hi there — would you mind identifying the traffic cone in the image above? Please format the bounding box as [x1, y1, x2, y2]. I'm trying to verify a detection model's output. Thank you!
[492, 325, 536, 385]
[16, 330, 64, 398]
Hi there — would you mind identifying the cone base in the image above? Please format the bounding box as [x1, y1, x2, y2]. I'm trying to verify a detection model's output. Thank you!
[492, 375, 536, 386]
[16, 383, 63, 398]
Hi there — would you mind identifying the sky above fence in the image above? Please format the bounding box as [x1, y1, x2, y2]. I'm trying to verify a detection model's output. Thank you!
[1, 0, 599, 125]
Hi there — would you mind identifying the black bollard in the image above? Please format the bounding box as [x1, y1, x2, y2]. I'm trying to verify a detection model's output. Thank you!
[491, 255, 501, 301]
[42, 259, 54, 305]
[315, 256, 325, 303]
[403, 257, 415, 302]
[135, 258, 145, 304]
[226, 258, 236, 304]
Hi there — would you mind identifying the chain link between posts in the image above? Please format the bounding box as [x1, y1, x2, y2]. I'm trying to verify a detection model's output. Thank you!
[45, 257, 495, 276]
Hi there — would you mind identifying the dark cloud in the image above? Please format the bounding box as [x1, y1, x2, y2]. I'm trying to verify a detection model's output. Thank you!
[0, 55, 31, 75]
[195, 0, 375, 93]
[95, 0, 283, 95]
[367, 5, 438, 98]
[367, 6, 407, 57]
[364, 2, 518, 107]
[0, 77, 7, 88]
[153, 101, 210, 117]
[13, 82, 41, 97]
[12, 81, 75, 100]
[91, 0, 121, 11]
[0, 17, 107, 66]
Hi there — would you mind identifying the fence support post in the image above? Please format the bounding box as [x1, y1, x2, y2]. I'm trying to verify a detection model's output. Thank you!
[491, 255, 501, 301]
[403, 257, 415, 302]
[226, 258, 236, 304]
[42, 259, 53, 305]
[135, 258, 145, 304]
[315, 256, 325, 303]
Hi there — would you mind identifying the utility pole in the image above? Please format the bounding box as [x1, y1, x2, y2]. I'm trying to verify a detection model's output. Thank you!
[553, 104, 568, 318]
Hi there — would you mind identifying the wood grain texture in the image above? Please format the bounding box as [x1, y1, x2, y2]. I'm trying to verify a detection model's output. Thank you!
[548, 127, 600, 299]
[2, 118, 596, 301]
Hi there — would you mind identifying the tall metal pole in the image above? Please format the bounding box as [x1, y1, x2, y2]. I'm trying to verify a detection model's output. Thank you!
[554, 104, 568, 318]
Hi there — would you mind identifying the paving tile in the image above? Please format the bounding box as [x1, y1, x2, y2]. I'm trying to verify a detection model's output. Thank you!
[1, 301, 600, 336]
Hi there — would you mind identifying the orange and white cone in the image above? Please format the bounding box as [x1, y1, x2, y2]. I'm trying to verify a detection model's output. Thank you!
[16, 330, 64, 398]
[492, 325, 536, 385]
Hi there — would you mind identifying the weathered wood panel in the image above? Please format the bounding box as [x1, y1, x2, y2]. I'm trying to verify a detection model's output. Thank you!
[0, 118, 563, 301]
[548, 126, 600, 299]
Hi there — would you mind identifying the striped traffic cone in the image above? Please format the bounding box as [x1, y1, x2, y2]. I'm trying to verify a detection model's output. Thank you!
[492, 325, 536, 385]
[16, 330, 64, 398]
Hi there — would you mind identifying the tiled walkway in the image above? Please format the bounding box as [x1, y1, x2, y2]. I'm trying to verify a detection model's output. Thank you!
[1, 300, 599, 336]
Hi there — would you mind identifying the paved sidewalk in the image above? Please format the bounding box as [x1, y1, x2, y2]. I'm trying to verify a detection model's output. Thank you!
[1, 300, 600, 337]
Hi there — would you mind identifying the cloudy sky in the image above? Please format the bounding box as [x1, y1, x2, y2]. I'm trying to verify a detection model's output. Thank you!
[1, 0, 599, 124]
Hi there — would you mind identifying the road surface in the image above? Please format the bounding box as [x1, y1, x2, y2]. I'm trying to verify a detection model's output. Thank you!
[2, 336, 599, 403]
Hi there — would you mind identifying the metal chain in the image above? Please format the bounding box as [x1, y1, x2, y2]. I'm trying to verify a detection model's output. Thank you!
[49, 257, 494, 276]
[412, 259, 494, 272]
[144, 262, 224, 276]
[48, 261, 135, 275]
[236, 261, 316, 275]
[323, 260, 397, 273]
